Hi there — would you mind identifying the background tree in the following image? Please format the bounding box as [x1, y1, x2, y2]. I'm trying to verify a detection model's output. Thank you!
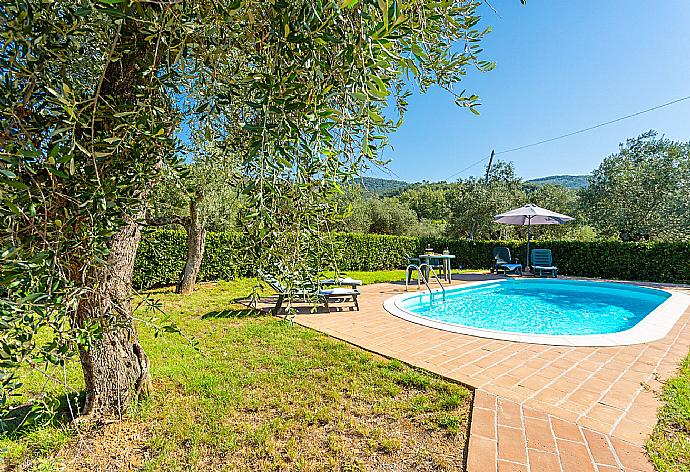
[525, 183, 590, 240]
[581, 131, 690, 241]
[396, 183, 451, 222]
[446, 161, 526, 239]
[1, 0, 496, 421]
[146, 155, 241, 294]
[344, 196, 421, 236]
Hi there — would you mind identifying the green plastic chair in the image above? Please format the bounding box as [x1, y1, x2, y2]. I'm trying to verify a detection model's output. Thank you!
[531, 249, 558, 277]
[405, 253, 421, 283]
[492, 247, 522, 276]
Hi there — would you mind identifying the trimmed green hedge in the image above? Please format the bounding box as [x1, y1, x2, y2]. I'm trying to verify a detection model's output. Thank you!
[419, 238, 690, 284]
[328, 233, 419, 271]
[134, 230, 690, 288]
[133, 230, 417, 288]
[134, 230, 254, 289]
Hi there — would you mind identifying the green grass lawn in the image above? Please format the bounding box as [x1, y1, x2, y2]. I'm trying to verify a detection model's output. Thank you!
[647, 353, 690, 471]
[1, 275, 472, 471]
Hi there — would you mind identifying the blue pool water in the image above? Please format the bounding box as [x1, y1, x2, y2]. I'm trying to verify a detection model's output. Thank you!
[398, 279, 670, 336]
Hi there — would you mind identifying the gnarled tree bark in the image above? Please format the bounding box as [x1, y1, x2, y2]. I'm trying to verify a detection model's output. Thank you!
[76, 217, 152, 419]
[74, 7, 163, 420]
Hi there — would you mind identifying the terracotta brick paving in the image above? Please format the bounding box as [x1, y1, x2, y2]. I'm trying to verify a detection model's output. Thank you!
[258, 275, 690, 471]
[468, 390, 654, 472]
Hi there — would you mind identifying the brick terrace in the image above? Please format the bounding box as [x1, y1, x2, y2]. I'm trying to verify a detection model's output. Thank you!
[259, 275, 690, 471]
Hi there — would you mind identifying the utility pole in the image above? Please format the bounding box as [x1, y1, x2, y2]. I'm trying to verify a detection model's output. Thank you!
[484, 149, 495, 185]
[470, 150, 495, 241]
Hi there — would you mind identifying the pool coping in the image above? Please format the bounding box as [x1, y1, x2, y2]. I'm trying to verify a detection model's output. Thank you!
[383, 278, 690, 346]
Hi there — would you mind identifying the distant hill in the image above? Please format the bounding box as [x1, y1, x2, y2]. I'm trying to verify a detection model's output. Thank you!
[356, 177, 410, 196]
[356, 174, 589, 194]
[526, 175, 589, 189]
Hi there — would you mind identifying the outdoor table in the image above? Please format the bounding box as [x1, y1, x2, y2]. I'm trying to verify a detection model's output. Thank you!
[418, 254, 455, 284]
[319, 277, 362, 290]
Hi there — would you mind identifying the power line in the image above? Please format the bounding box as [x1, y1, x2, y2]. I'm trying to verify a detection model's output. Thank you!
[496, 94, 690, 155]
[446, 153, 495, 180]
[444, 93, 690, 181]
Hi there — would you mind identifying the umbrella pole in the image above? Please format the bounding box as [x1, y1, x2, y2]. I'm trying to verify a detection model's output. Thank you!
[526, 217, 531, 273]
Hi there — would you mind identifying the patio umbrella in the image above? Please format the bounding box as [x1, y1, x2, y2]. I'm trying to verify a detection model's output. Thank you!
[494, 204, 574, 270]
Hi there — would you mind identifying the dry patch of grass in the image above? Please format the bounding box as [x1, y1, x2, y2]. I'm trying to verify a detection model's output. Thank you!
[2, 278, 472, 471]
[56, 420, 152, 472]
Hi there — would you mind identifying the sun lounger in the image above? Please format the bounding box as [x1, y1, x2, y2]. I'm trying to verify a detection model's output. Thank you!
[258, 270, 360, 314]
[319, 277, 363, 289]
[531, 249, 557, 277]
[492, 247, 523, 276]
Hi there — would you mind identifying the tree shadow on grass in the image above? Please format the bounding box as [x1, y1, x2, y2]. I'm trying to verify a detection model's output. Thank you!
[200, 307, 266, 320]
[0, 391, 84, 438]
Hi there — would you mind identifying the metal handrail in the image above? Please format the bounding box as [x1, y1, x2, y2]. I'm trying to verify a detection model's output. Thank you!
[405, 263, 446, 303]
[419, 263, 446, 301]
[405, 264, 431, 292]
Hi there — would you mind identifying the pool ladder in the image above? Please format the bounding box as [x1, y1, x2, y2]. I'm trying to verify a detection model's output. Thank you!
[405, 263, 446, 303]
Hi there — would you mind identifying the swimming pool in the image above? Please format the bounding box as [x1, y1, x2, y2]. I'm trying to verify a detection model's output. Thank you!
[383, 279, 690, 346]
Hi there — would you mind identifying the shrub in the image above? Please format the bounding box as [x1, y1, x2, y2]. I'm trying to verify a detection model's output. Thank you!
[134, 230, 188, 289]
[134, 230, 690, 288]
[134, 230, 254, 289]
[328, 233, 419, 271]
[420, 238, 690, 284]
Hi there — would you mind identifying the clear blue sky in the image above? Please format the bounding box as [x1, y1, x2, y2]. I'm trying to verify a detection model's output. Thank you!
[369, 0, 690, 182]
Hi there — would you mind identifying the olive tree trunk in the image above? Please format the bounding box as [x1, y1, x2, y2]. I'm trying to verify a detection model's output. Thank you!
[76, 218, 152, 419]
[176, 196, 206, 294]
[74, 10, 161, 420]
[147, 188, 206, 294]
